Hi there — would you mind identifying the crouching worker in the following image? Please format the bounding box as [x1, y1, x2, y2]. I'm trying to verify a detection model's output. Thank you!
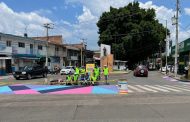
[80, 66, 86, 80]
[90, 71, 97, 85]
[83, 72, 90, 85]
[66, 73, 72, 85]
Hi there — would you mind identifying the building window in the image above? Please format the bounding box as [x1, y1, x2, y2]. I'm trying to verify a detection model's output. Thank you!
[18, 42, 25, 48]
[55, 47, 59, 51]
[6, 41, 11, 47]
[38, 45, 43, 50]
[30, 44, 33, 49]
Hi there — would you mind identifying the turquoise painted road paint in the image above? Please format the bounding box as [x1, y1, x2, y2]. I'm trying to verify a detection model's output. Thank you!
[35, 85, 69, 91]
[0, 86, 12, 93]
[92, 86, 118, 94]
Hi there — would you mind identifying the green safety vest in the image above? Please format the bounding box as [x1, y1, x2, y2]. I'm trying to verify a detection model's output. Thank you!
[104, 67, 109, 75]
[90, 75, 97, 81]
[73, 75, 78, 81]
[75, 67, 80, 74]
[80, 68, 85, 74]
[92, 76, 97, 81]
[94, 68, 99, 77]
[67, 76, 72, 81]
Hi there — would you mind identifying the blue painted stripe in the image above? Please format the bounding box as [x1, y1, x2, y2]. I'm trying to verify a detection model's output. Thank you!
[0, 86, 12, 93]
[35, 85, 68, 91]
[92, 86, 118, 94]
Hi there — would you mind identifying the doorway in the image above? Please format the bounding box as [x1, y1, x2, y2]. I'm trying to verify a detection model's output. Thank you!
[5, 59, 12, 73]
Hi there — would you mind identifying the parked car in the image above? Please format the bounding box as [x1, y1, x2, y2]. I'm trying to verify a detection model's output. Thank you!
[160, 65, 171, 72]
[134, 65, 148, 77]
[60, 66, 75, 75]
[13, 65, 48, 80]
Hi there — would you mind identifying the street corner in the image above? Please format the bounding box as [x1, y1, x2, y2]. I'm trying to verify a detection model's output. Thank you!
[0, 82, 7, 86]
[0, 84, 129, 95]
[110, 70, 132, 74]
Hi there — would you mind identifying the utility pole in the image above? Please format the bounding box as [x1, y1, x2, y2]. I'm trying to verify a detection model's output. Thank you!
[43, 23, 54, 67]
[80, 38, 87, 66]
[174, 0, 179, 78]
[165, 20, 168, 75]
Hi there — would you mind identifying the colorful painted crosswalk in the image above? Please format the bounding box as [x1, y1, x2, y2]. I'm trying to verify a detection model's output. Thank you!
[0, 84, 190, 94]
[0, 84, 119, 94]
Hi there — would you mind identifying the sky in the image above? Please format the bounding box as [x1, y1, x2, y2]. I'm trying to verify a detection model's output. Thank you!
[0, 0, 190, 50]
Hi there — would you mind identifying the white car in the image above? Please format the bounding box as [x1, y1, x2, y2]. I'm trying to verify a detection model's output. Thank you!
[160, 66, 171, 72]
[60, 66, 75, 75]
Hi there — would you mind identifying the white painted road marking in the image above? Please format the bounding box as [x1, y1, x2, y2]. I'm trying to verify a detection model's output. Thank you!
[145, 85, 170, 92]
[155, 85, 182, 92]
[165, 85, 190, 92]
[128, 85, 145, 92]
[135, 85, 158, 92]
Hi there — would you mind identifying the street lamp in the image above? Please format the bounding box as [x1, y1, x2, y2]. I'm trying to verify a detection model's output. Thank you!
[172, 16, 177, 25]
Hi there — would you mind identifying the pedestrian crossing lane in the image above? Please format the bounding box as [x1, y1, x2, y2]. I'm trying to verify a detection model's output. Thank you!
[126, 85, 190, 93]
[144, 85, 170, 92]
[164, 85, 190, 92]
[135, 85, 158, 92]
[128, 85, 145, 92]
[155, 85, 182, 92]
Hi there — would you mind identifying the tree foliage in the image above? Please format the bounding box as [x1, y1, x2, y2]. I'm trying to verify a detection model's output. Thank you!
[97, 2, 169, 66]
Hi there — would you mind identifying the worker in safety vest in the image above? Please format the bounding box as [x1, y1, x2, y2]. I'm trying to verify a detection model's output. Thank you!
[73, 73, 79, 85]
[66, 72, 72, 85]
[74, 64, 80, 83]
[80, 66, 86, 81]
[103, 65, 109, 85]
[94, 65, 99, 81]
[90, 70, 97, 85]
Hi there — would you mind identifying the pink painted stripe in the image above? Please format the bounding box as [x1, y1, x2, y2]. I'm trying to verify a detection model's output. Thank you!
[49, 86, 93, 94]
[14, 89, 40, 94]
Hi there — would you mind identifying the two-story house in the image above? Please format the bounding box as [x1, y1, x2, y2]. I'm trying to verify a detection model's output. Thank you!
[32, 35, 67, 70]
[0, 33, 47, 75]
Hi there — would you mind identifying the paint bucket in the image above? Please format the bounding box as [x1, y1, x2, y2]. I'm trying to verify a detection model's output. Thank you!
[118, 81, 128, 94]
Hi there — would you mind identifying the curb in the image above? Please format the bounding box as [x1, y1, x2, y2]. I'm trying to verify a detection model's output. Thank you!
[159, 71, 190, 82]
[110, 70, 132, 74]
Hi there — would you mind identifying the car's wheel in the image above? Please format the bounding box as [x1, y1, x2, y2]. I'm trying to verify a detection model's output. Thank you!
[43, 73, 47, 78]
[27, 74, 32, 80]
[15, 77, 20, 80]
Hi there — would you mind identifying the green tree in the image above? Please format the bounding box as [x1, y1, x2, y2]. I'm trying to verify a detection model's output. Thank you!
[97, 2, 169, 67]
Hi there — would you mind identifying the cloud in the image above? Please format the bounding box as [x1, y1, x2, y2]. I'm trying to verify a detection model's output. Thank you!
[77, 6, 98, 23]
[34, 9, 52, 16]
[67, 0, 190, 47]
[66, 0, 134, 16]
[184, 8, 190, 16]
[0, 2, 51, 36]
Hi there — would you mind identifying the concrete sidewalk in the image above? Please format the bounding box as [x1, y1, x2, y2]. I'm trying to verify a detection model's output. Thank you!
[110, 70, 131, 74]
[160, 71, 190, 82]
[0, 75, 14, 80]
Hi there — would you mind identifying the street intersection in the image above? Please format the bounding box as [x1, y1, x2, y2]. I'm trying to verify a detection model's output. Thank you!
[0, 71, 190, 122]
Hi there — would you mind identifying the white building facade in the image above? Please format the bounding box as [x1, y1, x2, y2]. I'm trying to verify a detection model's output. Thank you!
[0, 33, 85, 76]
[0, 33, 48, 75]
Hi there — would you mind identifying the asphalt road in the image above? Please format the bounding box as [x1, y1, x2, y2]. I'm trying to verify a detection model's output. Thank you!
[0, 71, 190, 122]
